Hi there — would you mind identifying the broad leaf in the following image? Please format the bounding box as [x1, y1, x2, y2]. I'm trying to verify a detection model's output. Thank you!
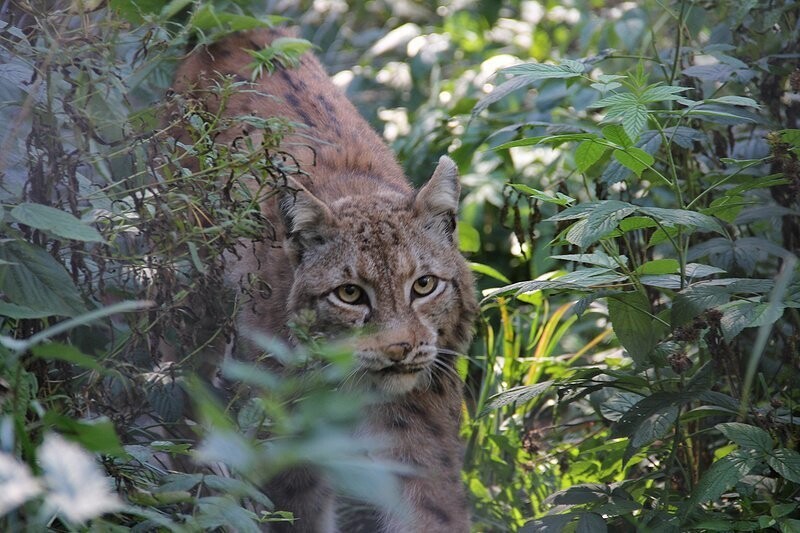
[0, 241, 86, 317]
[607, 291, 657, 363]
[613, 147, 653, 177]
[716, 422, 773, 453]
[720, 300, 786, 341]
[685, 449, 762, 516]
[11, 202, 103, 242]
[575, 140, 609, 172]
[767, 448, 800, 484]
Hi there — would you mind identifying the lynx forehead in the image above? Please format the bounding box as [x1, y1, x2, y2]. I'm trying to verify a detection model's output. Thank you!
[173, 27, 476, 532]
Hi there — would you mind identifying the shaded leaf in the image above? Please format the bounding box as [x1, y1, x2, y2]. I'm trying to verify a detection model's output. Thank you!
[11, 203, 103, 242]
[608, 291, 657, 363]
[481, 380, 554, 416]
[0, 240, 86, 317]
[716, 423, 773, 453]
[767, 448, 800, 484]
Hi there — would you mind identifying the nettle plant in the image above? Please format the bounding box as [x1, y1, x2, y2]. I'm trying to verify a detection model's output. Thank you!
[474, 14, 800, 533]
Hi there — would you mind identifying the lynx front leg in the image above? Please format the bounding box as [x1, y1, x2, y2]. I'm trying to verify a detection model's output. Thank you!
[266, 467, 337, 533]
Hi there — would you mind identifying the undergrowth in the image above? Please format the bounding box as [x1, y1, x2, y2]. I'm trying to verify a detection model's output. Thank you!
[1, 0, 799, 532]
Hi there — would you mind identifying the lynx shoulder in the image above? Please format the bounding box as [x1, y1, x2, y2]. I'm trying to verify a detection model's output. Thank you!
[172, 28, 477, 532]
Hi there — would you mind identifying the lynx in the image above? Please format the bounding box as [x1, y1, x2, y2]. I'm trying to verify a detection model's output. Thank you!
[172, 28, 477, 532]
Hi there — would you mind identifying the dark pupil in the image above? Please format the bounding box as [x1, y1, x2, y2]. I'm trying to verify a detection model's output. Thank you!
[344, 285, 358, 296]
[418, 277, 430, 288]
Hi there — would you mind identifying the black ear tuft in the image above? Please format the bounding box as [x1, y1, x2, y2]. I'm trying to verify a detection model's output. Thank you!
[414, 156, 461, 241]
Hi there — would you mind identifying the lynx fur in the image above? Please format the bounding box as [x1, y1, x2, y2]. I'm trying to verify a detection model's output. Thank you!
[172, 28, 477, 532]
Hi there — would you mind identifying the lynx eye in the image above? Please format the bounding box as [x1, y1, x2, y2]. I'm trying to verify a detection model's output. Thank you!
[335, 284, 366, 305]
[412, 275, 439, 297]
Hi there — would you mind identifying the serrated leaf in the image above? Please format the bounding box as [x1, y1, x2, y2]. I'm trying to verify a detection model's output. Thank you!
[637, 207, 720, 232]
[501, 60, 585, 79]
[11, 203, 103, 242]
[626, 405, 678, 462]
[767, 448, 800, 484]
[608, 291, 657, 363]
[550, 251, 624, 269]
[721, 300, 786, 341]
[472, 75, 540, 117]
[622, 104, 648, 142]
[481, 380, 554, 416]
[613, 147, 654, 177]
[640, 85, 690, 103]
[716, 423, 773, 453]
[575, 140, 609, 172]
[589, 92, 638, 109]
[600, 392, 645, 422]
[685, 449, 762, 516]
[671, 284, 730, 325]
[544, 484, 610, 506]
[566, 200, 637, 248]
[0, 241, 86, 317]
[601, 124, 632, 147]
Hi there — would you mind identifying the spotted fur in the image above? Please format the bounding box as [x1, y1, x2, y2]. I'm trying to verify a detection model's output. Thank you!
[173, 28, 477, 533]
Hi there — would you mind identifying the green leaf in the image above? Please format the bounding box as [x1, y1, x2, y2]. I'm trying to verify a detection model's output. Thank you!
[190, 5, 274, 36]
[32, 342, 105, 373]
[480, 381, 554, 416]
[705, 96, 760, 108]
[507, 184, 575, 206]
[0, 302, 53, 319]
[613, 147, 654, 177]
[621, 104, 648, 142]
[575, 140, 609, 172]
[640, 84, 690, 103]
[550, 251, 625, 269]
[493, 133, 598, 151]
[44, 413, 126, 456]
[684, 449, 762, 516]
[0, 240, 86, 317]
[721, 300, 786, 341]
[469, 262, 510, 283]
[634, 259, 679, 275]
[11, 202, 103, 242]
[608, 292, 657, 363]
[625, 405, 679, 462]
[589, 92, 638, 110]
[637, 207, 720, 232]
[671, 284, 730, 325]
[601, 124, 632, 147]
[716, 423, 773, 453]
[566, 200, 637, 248]
[501, 60, 585, 79]
[576, 513, 607, 533]
[458, 223, 481, 253]
[767, 448, 800, 484]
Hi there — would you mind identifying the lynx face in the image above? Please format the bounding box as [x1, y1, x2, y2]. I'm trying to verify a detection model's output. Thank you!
[283, 157, 476, 395]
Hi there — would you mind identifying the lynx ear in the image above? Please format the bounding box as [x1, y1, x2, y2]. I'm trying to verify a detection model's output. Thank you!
[414, 156, 461, 241]
[279, 179, 333, 263]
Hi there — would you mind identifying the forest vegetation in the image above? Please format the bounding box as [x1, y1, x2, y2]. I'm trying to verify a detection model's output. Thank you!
[0, 0, 799, 531]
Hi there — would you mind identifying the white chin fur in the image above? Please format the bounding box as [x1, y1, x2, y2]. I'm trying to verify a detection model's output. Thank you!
[374, 372, 422, 395]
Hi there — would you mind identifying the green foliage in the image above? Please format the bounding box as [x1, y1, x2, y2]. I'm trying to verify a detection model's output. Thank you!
[2, 0, 800, 531]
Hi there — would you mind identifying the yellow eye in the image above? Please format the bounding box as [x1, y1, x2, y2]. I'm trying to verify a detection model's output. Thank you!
[412, 275, 438, 297]
[335, 284, 365, 305]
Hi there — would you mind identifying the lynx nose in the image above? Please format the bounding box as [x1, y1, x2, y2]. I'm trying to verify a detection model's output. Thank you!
[385, 342, 412, 362]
